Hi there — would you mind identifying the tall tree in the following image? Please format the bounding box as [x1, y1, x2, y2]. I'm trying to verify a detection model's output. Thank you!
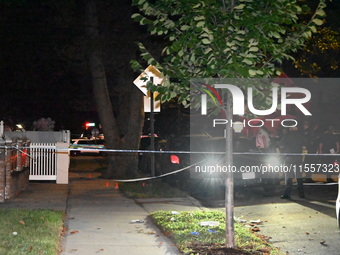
[131, 0, 326, 248]
[85, 0, 118, 176]
[85, 0, 144, 178]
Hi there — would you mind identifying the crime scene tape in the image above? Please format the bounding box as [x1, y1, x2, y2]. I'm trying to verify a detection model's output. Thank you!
[1, 145, 340, 157]
[112, 160, 205, 182]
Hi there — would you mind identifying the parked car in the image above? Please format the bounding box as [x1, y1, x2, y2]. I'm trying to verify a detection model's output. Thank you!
[337, 173, 340, 228]
[159, 134, 283, 198]
[70, 139, 106, 156]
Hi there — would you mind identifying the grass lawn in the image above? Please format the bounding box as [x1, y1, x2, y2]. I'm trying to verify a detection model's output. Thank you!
[151, 210, 284, 255]
[119, 179, 284, 254]
[0, 209, 65, 255]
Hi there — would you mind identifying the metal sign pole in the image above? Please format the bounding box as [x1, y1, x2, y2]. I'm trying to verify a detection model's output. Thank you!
[133, 66, 163, 177]
[225, 91, 235, 248]
[150, 77, 155, 177]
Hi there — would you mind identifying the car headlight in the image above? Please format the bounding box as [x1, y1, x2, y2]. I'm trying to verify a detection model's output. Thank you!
[265, 156, 280, 166]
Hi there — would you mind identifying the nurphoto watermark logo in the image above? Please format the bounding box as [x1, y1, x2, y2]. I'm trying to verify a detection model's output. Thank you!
[189, 78, 340, 180]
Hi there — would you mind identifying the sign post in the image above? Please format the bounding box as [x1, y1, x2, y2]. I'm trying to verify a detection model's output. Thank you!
[225, 92, 235, 248]
[150, 76, 155, 176]
[133, 65, 164, 177]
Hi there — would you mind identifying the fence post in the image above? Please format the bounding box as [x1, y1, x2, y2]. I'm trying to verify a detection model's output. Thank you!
[56, 142, 69, 184]
[0, 120, 4, 138]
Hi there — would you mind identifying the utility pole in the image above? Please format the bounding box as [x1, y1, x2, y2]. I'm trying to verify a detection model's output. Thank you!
[225, 91, 235, 248]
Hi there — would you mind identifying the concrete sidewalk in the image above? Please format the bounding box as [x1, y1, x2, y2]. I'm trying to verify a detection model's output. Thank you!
[0, 179, 204, 255]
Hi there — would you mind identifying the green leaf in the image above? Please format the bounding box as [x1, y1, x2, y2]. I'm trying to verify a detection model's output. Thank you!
[140, 17, 150, 25]
[226, 42, 236, 47]
[134, 0, 145, 5]
[200, 32, 210, 38]
[201, 38, 211, 45]
[219, 69, 229, 77]
[302, 31, 312, 38]
[310, 26, 317, 33]
[234, 14, 240, 20]
[294, 5, 302, 13]
[169, 35, 176, 41]
[204, 47, 212, 54]
[180, 25, 190, 31]
[248, 47, 259, 52]
[161, 46, 169, 55]
[192, 3, 201, 9]
[170, 91, 177, 98]
[196, 21, 205, 28]
[312, 19, 323, 26]
[227, 26, 234, 32]
[234, 4, 245, 10]
[155, 93, 162, 101]
[272, 32, 281, 39]
[194, 16, 205, 21]
[246, 53, 257, 58]
[249, 69, 257, 76]
[235, 36, 245, 42]
[147, 58, 157, 65]
[242, 59, 253, 65]
[130, 60, 142, 71]
[131, 13, 142, 21]
[315, 9, 326, 17]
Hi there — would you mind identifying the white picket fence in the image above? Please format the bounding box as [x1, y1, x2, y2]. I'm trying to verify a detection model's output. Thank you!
[29, 143, 57, 180]
[3, 128, 70, 184]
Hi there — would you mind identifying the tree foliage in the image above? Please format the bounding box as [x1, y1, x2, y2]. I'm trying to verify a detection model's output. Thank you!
[293, 27, 340, 77]
[286, 0, 340, 78]
[131, 0, 326, 106]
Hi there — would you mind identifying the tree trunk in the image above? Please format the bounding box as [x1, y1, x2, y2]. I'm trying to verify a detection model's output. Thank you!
[85, 0, 143, 178]
[121, 86, 144, 177]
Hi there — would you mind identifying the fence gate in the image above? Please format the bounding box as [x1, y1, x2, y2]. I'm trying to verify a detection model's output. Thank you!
[29, 143, 57, 180]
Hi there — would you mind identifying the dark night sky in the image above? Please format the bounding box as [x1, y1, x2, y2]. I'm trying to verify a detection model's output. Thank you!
[0, 1, 129, 132]
[0, 0, 339, 134]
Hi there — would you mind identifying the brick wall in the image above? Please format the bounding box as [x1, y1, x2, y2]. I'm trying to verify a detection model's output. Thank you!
[0, 146, 5, 203]
[0, 138, 30, 203]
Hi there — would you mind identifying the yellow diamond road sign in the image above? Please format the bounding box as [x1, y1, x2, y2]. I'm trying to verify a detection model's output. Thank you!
[133, 65, 164, 112]
[133, 65, 164, 96]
